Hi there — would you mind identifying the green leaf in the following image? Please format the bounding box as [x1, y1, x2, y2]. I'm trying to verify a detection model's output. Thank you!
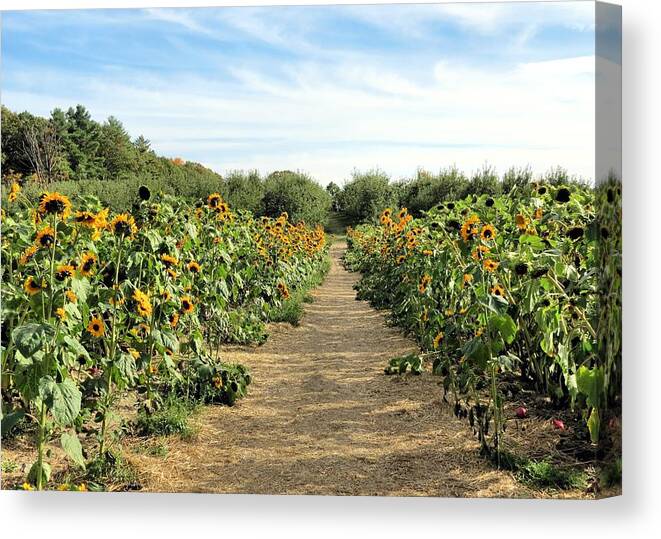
[28, 460, 51, 484]
[587, 407, 601, 444]
[70, 277, 91, 305]
[40, 377, 82, 426]
[61, 431, 86, 470]
[12, 323, 55, 358]
[576, 365, 604, 409]
[491, 314, 518, 344]
[1, 409, 25, 437]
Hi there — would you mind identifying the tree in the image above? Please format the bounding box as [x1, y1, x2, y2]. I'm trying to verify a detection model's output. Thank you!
[326, 181, 342, 211]
[98, 116, 138, 179]
[261, 171, 331, 226]
[340, 169, 396, 224]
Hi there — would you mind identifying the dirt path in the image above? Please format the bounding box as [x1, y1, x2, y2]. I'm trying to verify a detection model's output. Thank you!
[136, 243, 530, 497]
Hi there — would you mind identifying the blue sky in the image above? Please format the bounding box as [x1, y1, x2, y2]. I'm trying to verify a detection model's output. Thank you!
[1, 2, 597, 184]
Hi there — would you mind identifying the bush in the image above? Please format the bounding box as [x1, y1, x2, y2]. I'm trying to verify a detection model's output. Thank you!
[340, 169, 397, 224]
[261, 170, 331, 226]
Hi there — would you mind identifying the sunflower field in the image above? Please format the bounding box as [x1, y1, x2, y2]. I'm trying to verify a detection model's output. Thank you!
[344, 180, 621, 465]
[0, 185, 327, 490]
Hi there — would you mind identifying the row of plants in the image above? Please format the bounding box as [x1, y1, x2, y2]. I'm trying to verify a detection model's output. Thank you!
[344, 180, 621, 471]
[0, 183, 327, 490]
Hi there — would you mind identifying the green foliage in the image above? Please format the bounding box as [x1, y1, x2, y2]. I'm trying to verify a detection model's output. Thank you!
[496, 451, 588, 490]
[384, 353, 424, 375]
[261, 170, 331, 226]
[135, 397, 197, 438]
[339, 169, 397, 224]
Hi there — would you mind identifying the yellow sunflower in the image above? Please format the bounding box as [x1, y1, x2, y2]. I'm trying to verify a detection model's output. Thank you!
[38, 192, 71, 218]
[169, 312, 180, 328]
[180, 295, 195, 314]
[483, 259, 499, 272]
[132, 289, 152, 318]
[491, 284, 507, 298]
[8, 181, 21, 203]
[187, 260, 201, 273]
[79, 252, 97, 276]
[35, 226, 56, 248]
[433, 332, 444, 349]
[55, 307, 67, 321]
[160, 254, 179, 267]
[19, 245, 38, 265]
[212, 375, 223, 389]
[108, 213, 137, 237]
[471, 245, 490, 261]
[24, 276, 43, 296]
[66, 290, 78, 303]
[207, 193, 222, 209]
[55, 264, 75, 281]
[480, 224, 496, 241]
[515, 213, 529, 231]
[87, 317, 105, 338]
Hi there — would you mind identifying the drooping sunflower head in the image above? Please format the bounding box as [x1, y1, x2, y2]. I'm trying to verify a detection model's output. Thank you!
[480, 224, 496, 241]
[515, 213, 529, 231]
[180, 295, 194, 314]
[55, 264, 75, 281]
[8, 181, 21, 202]
[160, 254, 179, 268]
[87, 317, 105, 338]
[19, 245, 39, 265]
[35, 226, 56, 248]
[79, 252, 97, 276]
[38, 192, 72, 218]
[109, 213, 137, 237]
[132, 289, 153, 318]
[187, 260, 201, 274]
[433, 332, 444, 349]
[24, 276, 43, 296]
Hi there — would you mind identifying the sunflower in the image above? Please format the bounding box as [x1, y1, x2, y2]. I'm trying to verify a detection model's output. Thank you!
[161, 290, 172, 302]
[24, 276, 43, 296]
[55, 307, 67, 321]
[180, 295, 194, 314]
[169, 312, 180, 328]
[514, 262, 529, 276]
[35, 226, 56, 248]
[398, 208, 408, 220]
[460, 220, 480, 242]
[463, 273, 474, 286]
[396, 255, 406, 265]
[132, 289, 152, 318]
[422, 249, 433, 256]
[79, 252, 97, 276]
[207, 193, 222, 209]
[66, 290, 78, 303]
[491, 284, 507, 298]
[74, 211, 97, 227]
[534, 207, 543, 220]
[433, 332, 444, 349]
[160, 254, 179, 267]
[483, 259, 499, 272]
[471, 245, 490, 261]
[8, 181, 21, 203]
[55, 264, 75, 281]
[87, 317, 105, 338]
[277, 282, 290, 300]
[212, 375, 223, 389]
[418, 274, 432, 294]
[38, 192, 71, 218]
[555, 187, 571, 203]
[480, 224, 496, 241]
[187, 260, 201, 273]
[128, 348, 140, 360]
[515, 214, 529, 231]
[167, 268, 178, 279]
[19, 245, 38, 265]
[108, 213, 137, 237]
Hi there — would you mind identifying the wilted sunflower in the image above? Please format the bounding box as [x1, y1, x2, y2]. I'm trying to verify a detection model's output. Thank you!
[87, 317, 105, 338]
[483, 259, 499, 272]
[79, 252, 97, 276]
[433, 332, 444, 349]
[138, 185, 151, 201]
[169, 312, 180, 328]
[8, 182, 21, 203]
[187, 260, 201, 273]
[55, 264, 75, 281]
[207, 193, 222, 209]
[19, 245, 39, 265]
[471, 245, 490, 261]
[35, 226, 56, 248]
[161, 254, 179, 268]
[515, 214, 529, 231]
[109, 213, 137, 237]
[180, 295, 194, 314]
[38, 192, 71, 218]
[555, 187, 571, 203]
[491, 284, 506, 298]
[24, 276, 43, 296]
[132, 289, 152, 318]
[480, 224, 496, 241]
[514, 262, 529, 276]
